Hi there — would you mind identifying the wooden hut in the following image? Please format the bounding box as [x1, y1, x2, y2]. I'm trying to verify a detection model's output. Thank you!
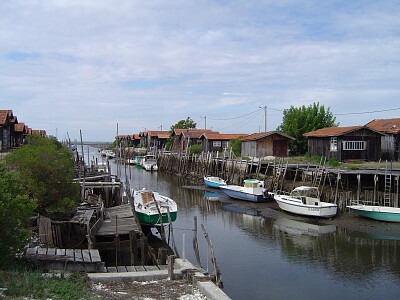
[365, 118, 400, 161]
[0, 110, 14, 151]
[304, 126, 384, 161]
[171, 129, 218, 152]
[199, 133, 245, 153]
[240, 131, 294, 158]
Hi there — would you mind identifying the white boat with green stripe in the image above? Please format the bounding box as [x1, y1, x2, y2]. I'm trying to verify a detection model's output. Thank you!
[133, 189, 177, 225]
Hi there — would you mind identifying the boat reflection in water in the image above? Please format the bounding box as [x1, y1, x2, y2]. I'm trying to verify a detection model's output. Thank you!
[204, 191, 224, 201]
[273, 217, 336, 237]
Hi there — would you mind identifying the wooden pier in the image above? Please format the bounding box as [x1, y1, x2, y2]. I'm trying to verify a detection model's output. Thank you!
[25, 247, 105, 272]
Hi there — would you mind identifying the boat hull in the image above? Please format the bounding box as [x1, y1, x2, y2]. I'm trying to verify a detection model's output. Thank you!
[136, 211, 177, 225]
[348, 205, 400, 222]
[274, 196, 337, 218]
[220, 186, 267, 202]
[204, 177, 227, 188]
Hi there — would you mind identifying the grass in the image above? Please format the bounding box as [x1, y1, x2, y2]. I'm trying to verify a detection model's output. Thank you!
[0, 269, 95, 300]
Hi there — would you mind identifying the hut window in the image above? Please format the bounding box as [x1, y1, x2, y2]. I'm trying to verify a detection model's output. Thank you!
[222, 141, 229, 148]
[343, 141, 366, 150]
[213, 141, 221, 147]
[330, 137, 338, 151]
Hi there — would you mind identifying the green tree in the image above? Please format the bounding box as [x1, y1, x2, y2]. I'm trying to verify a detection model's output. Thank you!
[0, 165, 35, 267]
[229, 137, 244, 157]
[277, 102, 338, 154]
[170, 117, 197, 132]
[188, 144, 202, 155]
[4, 136, 80, 212]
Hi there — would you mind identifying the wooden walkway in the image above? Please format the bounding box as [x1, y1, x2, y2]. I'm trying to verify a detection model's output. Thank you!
[105, 265, 168, 273]
[25, 247, 105, 272]
[96, 204, 140, 237]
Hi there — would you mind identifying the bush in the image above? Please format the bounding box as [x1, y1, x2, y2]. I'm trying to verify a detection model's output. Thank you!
[188, 144, 202, 155]
[4, 136, 80, 212]
[328, 158, 340, 167]
[0, 165, 35, 267]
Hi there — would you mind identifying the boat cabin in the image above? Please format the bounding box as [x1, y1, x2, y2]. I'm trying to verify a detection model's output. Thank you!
[290, 186, 320, 205]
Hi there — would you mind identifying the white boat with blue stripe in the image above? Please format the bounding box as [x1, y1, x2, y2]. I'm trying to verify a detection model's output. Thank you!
[219, 179, 272, 202]
[274, 186, 337, 218]
[204, 176, 227, 188]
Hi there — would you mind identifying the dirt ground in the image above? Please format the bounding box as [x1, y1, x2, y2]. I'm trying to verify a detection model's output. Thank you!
[92, 279, 207, 300]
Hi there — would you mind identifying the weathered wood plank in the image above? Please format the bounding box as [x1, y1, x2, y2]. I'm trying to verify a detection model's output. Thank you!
[26, 247, 38, 256]
[56, 249, 66, 256]
[159, 265, 168, 270]
[117, 266, 127, 272]
[107, 267, 117, 273]
[126, 266, 136, 272]
[37, 248, 47, 255]
[144, 265, 158, 271]
[135, 266, 145, 271]
[47, 248, 56, 256]
[65, 249, 75, 261]
[74, 249, 83, 262]
[82, 249, 91, 262]
[89, 249, 101, 262]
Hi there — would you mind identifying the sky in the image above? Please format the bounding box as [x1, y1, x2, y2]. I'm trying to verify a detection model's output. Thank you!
[1, 0, 400, 142]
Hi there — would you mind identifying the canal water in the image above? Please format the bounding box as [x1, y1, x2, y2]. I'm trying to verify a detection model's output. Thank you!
[88, 148, 400, 300]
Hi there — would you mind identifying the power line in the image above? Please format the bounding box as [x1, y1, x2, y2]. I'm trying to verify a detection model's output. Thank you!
[207, 108, 262, 121]
[334, 107, 400, 116]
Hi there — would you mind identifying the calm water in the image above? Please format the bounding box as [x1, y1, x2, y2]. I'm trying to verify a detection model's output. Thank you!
[88, 148, 400, 300]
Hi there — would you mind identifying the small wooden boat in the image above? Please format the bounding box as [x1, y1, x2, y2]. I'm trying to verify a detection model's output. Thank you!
[133, 189, 177, 225]
[347, 204, 400, 222]
[141, 155, 158, 171]
[204, 176, 227, 188]
[274, 186, 337, 218]
[219, 179, 272, 202]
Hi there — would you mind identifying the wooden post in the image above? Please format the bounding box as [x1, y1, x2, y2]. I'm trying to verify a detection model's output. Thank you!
[201, 224, 221, 287]
[140, 233, 149, 265]
[193, 216, 201, 267]
[357, 174, 361, 201]
[334, 173, 341, 205]
[168, 255, 176, 280]
[158, 248, 169, 265]
[167, 207, 179, 257]
[129, 230, 138, 265]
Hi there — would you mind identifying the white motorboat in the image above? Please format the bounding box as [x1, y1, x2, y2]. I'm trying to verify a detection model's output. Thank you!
[274, 186, 337, 218]
[141, 155, 158, 171]
[219, 179, 273, 202]
[133, 189, 177, 225]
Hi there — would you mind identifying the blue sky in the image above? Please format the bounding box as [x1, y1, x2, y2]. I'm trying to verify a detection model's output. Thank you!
[1, 0, 399, 141]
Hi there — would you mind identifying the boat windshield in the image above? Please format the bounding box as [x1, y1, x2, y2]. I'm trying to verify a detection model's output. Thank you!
[291, 187, 319, 198]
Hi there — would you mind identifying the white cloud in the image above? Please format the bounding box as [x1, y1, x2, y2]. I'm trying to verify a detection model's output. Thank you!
[1, 1, 399, 140]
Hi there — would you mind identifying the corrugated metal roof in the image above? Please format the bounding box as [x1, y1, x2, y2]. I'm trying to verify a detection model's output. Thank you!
[240, 131, 295, 141]
[365, 118, 400, 133]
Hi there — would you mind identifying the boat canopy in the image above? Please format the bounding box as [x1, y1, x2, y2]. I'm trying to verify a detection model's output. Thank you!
[244, 179, 264, 188]
[291, 186, 319, 198]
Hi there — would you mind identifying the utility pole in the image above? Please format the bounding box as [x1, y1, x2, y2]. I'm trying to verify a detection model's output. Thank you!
[259, 106, 267, 132]
[201, 116, 207, 129]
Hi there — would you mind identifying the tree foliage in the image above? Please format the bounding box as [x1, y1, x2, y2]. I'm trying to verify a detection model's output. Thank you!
[4, 136, 80, 212]
[188, 144, 202, 155]
[170, 117, 197, 132]
[229, 137, 244, 157]
[0, 165, 35, 267]
[277, 102, 338, 154]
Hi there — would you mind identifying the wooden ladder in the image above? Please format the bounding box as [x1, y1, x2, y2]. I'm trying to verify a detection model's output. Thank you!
[313, 156, 326, 189]
[384, 160, 392, 207]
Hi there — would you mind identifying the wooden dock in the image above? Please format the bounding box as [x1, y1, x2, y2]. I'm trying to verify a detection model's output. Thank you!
[105, 265, 168, 273]
[96, 204, 140, 237]
[25, 247, 105, 272]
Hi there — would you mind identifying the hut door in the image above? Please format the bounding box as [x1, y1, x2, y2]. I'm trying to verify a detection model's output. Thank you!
[273, 140, 287, 157]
